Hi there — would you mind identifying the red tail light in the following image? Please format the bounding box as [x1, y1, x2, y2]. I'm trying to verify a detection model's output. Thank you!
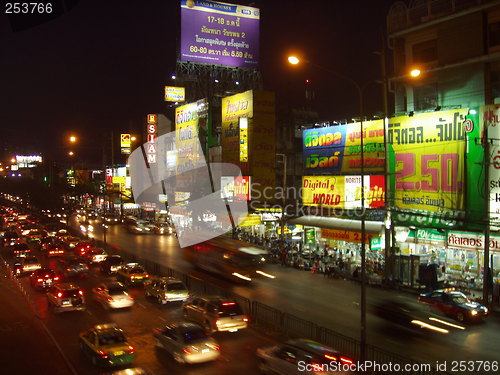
[78, 290, 84, 296]
[126, 345, 134, 354]
[182, 348, 191, 354]
[107, 297, 113, 302]
[222, 302, 236, 306]
[54, 276, 59, 281]
[57, 292, 63, 298]
[98, 350, 109, 359]
[144, 274, 149, 278]
[37, 278, 43, 282]
[243, 317, 249, 322]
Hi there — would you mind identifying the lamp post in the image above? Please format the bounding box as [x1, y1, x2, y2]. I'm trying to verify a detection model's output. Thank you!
[277, 153, 287, 251]
[288, 56, 373, 361]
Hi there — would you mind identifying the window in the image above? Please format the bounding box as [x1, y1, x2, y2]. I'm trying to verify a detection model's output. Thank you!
[489, 21, 500, 48]
[412, 39, 437, 64]
[413, 84, 438, 111]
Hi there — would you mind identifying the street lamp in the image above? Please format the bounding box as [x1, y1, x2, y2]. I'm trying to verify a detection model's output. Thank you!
[69, 135, 77, 143]
[288, 55, 372, 361]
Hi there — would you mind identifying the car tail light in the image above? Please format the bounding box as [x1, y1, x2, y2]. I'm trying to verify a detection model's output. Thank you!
[126, 346, 134, 354]
[98, 350, 109, 359]
[243, 317, 249, 322]
[37, 278, 43, 282]
[340, 356, 353, 364]
[144, 274, 149, 278]
[78, 290, 84, 296]
[182, 348, 191, 354]
[222, 302, 236, 306]
[57, 292, 63, 298]
[107, 297, 113, 302]
[130, 296, 134, 300]
[324, 354, 337, 361]
[66, 268, 71, 272]
[54, 276, 59, 281]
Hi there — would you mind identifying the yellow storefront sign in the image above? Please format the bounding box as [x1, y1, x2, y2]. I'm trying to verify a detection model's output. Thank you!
[321, 228, 377, 244]
[238, 214, 262, 227]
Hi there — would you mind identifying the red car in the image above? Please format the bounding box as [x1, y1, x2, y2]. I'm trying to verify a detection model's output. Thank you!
[46, 243, 65, 257]
[418, 288, 489, 322]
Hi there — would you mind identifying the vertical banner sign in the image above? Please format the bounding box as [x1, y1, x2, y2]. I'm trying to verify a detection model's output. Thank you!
[121, 133, 131, 155]
[180, 0, 260, 68]
[482, 105, 500, 230]
[146, 114, 157, 164]
[388, 109, 468, 215]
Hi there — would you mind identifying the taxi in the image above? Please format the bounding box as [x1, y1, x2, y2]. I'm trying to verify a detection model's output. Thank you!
[116, 263, 149, 286]
[418, 288, 489, 322]
[79, 323, 135, 368]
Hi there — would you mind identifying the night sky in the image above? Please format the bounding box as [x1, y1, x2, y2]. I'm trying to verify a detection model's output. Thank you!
[0, 0, 397, 162]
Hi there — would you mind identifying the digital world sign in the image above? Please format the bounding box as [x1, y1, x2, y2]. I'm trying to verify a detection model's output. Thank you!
[180, 0, 260, 68]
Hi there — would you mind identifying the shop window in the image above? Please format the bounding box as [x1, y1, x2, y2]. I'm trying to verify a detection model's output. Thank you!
[412, 39, 437, 64]
[413, 84, 438, 111]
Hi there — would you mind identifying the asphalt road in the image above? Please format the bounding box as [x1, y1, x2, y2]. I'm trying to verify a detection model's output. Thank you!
[88, 219, 500, 368]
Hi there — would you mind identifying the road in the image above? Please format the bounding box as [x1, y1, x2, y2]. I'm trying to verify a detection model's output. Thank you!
[89, 218, 500, 367]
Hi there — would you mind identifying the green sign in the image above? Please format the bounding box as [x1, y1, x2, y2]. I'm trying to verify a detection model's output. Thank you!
[305, 228, 315, 244]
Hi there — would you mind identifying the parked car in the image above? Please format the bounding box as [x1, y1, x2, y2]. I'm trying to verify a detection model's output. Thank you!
[79, 323, 134, 368]
[93, 281, 134, 310]
[257, 339, 355, 375]
[183, 296, 249, 333]
[152, 322, 220, 364]
[145, 276, 189, 304]
[46, 283, 86, 313]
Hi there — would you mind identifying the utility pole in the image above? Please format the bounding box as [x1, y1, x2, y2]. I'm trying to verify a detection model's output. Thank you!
[484, 126, 491, 305]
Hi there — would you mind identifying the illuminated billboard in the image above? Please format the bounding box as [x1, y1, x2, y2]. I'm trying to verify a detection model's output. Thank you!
[303, 120, 385, 174]
[180, 0, 260, 68]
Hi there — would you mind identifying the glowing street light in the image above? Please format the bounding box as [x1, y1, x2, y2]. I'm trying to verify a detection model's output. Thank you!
[288, 56, 300, 65]
[68, 151, 75, 157]
[10, 158, 16, 163]
[410, 68, 421, 78]
[69, 135, 77, 143]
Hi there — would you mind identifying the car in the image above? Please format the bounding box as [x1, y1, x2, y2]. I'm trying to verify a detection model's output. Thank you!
[11, 243, 31, 258]
[14, 255, 42, 276]
[103, 213, 120, 225]
[44, 223, 66, 237]
[83, 248, 108, 264]
[57, 256, 89, 278]
[93, 282, 134, 310]
[85, 210, 99, 219]
[183, 296, 249, 333]
[79, 323, 135, 368]
[100, 255, 124, 274]
[74, 240, 95, 257]
[3, 231, 20, 247]
[46, 283, 86, 313]
[23, 227, 45, 243]
[39, 236, 59, 251]
[62, 236, 82, 250]
[126, 219, 154, 234]
[152, 222, 174, 235]
[257, 339, 355, 375]
[116, 263, 149, 286]
[418, 288, 489, 322]
[30, 268, 60, 290]
[45, 242, 66, 257]
[145, 276, 189, 304]
[152, 322, 220, 364]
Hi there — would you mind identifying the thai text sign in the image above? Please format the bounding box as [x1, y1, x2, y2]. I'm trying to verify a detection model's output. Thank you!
[303, 120, 385, 174]
[180, 0, 259, 68]
[302, 175, 385, 209]
[482, 105, 500, 229]
[448, 231, 500, 251]
[389, 109, 468, 213]
[321, 228, 377, 244]
[165, 86, 185, 102]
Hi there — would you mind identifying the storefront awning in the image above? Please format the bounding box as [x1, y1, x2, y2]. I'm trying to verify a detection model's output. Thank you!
[287, 216, 384, 235]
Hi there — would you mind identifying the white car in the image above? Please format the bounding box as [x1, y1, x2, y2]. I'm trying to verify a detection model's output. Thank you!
[92, 281, 134, 309]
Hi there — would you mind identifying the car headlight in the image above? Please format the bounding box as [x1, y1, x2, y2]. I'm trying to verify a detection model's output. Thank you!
[470, 309, 478, 316]
[484, 307, 489, 313]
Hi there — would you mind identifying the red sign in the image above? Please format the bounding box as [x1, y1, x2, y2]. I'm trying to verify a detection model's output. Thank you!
[234, 176, 251, 200]
[146, 114, 158, 164]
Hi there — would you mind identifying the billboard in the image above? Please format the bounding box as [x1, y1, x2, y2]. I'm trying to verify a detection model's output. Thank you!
[302, 175, 385, 209]
[180, 0, 260, 68]
[388, 109, 468, 215]
[165, 86, 185, 102]
[303, 120, 385, 174]
[482, 105, 500, 229]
